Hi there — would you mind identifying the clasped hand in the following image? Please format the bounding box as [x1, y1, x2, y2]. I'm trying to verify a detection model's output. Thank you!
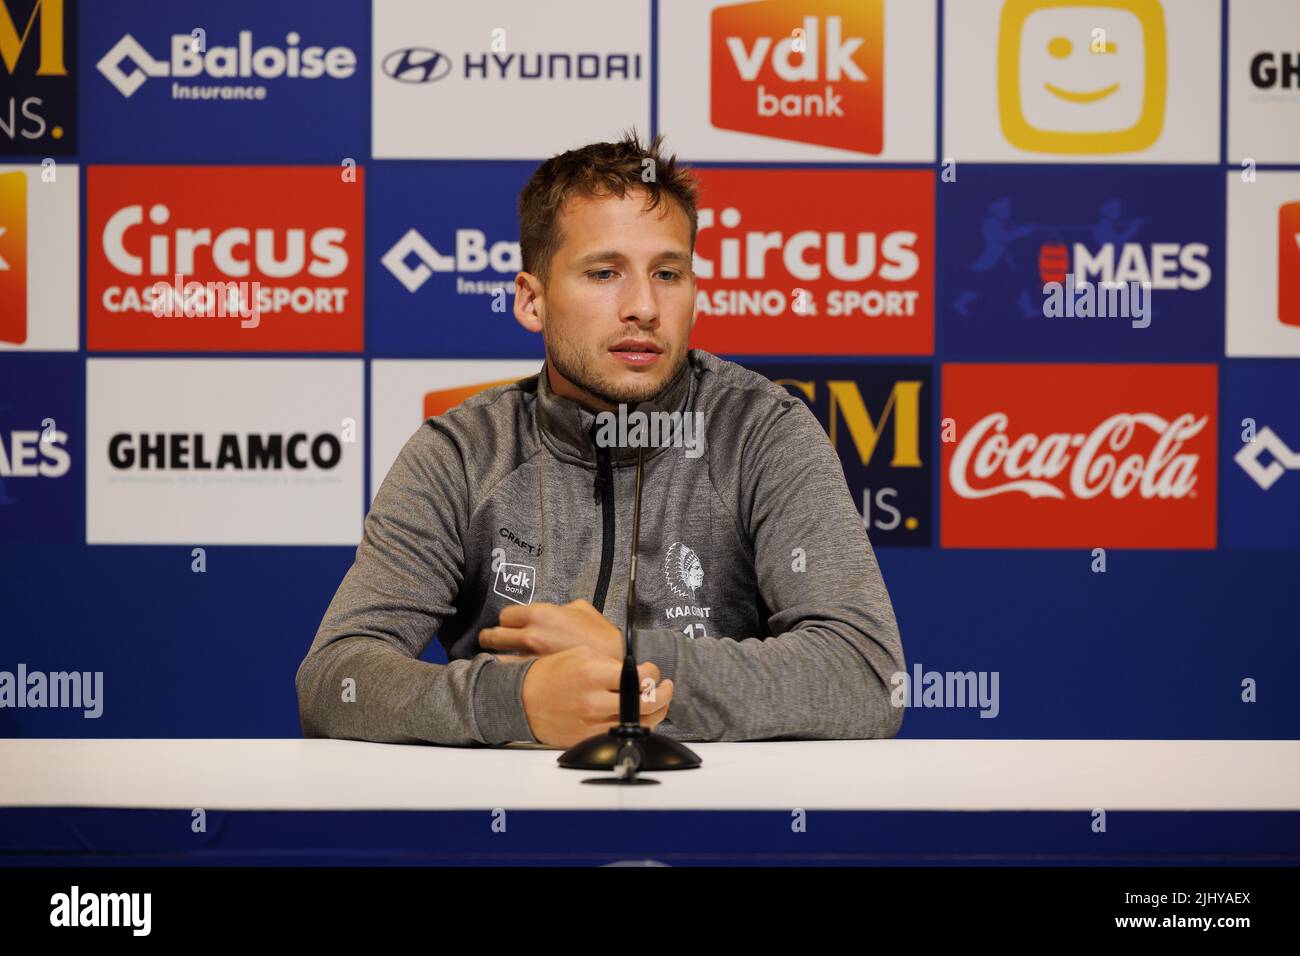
[478, 600, 675, 747]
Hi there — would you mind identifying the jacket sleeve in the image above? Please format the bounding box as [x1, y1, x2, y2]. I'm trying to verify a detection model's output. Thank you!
[634, 397, 906, 742]
[294, 422, 538, 746]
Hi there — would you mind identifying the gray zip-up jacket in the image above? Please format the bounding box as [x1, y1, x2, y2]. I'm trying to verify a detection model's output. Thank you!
[295, 348, 904, 745]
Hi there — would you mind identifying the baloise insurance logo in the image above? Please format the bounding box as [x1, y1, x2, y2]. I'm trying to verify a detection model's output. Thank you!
[84, 0, 365, 160]
[96, 29, 355, 99]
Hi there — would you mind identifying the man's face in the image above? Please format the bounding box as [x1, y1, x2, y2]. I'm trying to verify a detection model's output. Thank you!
[515, 187, 696, 411]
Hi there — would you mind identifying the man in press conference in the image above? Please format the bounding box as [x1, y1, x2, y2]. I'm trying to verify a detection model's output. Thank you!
[295, 131, 905, 748]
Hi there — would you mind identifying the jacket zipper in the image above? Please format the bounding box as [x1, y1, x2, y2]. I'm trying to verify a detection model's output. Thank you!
[591, 444, 615, 613]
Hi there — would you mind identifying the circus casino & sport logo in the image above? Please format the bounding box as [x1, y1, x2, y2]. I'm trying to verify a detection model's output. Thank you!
[86, 165, 363, 352]
[688, 167, 933, 356]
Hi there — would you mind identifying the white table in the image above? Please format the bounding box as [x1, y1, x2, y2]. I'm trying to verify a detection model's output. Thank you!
[3, 738, 1298, 810]
[3, 740, 1296, 863]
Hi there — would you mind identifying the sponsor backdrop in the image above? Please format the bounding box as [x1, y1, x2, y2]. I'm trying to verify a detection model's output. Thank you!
[1, 0, 1297, 739]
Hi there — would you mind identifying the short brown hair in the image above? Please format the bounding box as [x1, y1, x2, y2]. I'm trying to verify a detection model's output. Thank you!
[518, 128, 700, 287]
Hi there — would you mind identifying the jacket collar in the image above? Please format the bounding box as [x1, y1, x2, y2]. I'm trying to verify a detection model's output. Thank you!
[535, 352, 695, 467]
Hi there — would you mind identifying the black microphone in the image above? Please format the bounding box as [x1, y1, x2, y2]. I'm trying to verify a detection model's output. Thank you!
[558, 443, 702, 781]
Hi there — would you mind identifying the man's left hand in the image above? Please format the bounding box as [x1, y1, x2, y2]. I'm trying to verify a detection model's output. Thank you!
[479, 599, 623, 660]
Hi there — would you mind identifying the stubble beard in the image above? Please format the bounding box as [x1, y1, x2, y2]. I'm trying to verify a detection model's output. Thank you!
[548, 327, 687, 409]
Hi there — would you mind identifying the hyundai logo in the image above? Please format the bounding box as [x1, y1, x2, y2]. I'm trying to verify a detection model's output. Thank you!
[382, 48, 452, 83]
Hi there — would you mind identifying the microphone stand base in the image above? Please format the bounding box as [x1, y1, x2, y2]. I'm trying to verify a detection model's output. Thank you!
[558, 724, 702, 772]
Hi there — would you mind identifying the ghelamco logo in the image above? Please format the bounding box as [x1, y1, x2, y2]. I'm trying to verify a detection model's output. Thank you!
[96, 31, 356, 99]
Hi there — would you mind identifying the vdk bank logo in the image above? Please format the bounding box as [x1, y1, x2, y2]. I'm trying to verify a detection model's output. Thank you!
[97, 29, 356, 99]
[492, 548, 536, 606]
[998, 0, 1167, 154]
[1, 0, 75, 153]
[0, 168, 25, 343]
[710, 0, 882, 154]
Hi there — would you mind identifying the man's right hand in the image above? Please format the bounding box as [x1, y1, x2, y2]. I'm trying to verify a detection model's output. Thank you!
[520, 644, 674, 748]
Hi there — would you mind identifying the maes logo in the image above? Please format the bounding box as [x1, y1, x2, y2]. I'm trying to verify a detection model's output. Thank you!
[97, 30, 356, 99]
[955, 197, 1209, 320]
[0, 0, 75, 153]
[0, 359, 80, 545]
[0, 418, 70, 484]
[711, 0, 882, 154]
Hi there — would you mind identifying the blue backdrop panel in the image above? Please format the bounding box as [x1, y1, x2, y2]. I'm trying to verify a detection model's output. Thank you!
[366, 161, 545, 357]
[0, 355, 82, 545]
[939, 165, 1224, 359]
[1222, 361, 1300, 548]
[81, 0, 370, 162]
[0, 0, 1296, 747]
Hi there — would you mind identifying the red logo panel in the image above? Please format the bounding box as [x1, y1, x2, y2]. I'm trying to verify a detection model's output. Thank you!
[710, 0, 883, 154]
[689, 168, 933, 356]
[1280, 200, 1300, 328]
[87, 166, 363, 351]
[0, 170, 26, 344]
[941, 364, 1217, 549]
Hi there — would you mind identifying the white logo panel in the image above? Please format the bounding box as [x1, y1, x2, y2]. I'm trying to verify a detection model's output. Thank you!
[87, 359, 364, 544]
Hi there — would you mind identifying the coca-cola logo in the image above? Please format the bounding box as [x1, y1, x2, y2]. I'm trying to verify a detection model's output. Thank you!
[950, 412, 1207, 501]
